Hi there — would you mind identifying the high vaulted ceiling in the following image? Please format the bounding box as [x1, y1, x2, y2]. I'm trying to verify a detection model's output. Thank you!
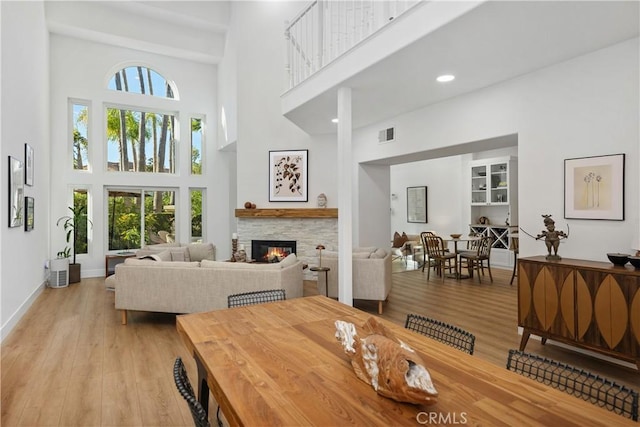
[45, 1, 639, 137]
[282, 0, 640, 134]
[45, 1, 230, 64]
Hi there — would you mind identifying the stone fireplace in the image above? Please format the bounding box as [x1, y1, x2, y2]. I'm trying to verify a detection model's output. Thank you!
[235, 208, 338, 280]
[251, 239, 297, 263]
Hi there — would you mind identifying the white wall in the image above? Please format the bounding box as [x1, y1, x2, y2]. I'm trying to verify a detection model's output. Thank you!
[1, 1, 50, 339]
[390, 146, 518, 235]
[390, 156, 463, 236]
[232, 1, 338, 211]
[354, 37, 639, 262]
[49, 34, 229, 273]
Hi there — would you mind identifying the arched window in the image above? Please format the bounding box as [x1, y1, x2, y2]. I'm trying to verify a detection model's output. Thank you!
[107, 66, 177, 99]
[105, 66, 181, 174]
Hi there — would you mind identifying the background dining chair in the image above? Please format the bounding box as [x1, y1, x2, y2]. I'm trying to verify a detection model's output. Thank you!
[506, 350, 638, 421]
[227, 289, 286, 308]
[421, 232, 457, 281]
[510, 234, 519, 285]
[458, 236, 493, 283]
[404, 314, 475, 355]
[173, 357, 213, 427]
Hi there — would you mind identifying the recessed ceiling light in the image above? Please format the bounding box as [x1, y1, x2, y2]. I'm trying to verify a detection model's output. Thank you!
[436, 74, 455, 83]
[331, 118, 339, 123]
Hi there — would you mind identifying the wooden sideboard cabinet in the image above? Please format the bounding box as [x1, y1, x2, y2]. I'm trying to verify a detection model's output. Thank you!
[518, 256, 640, 369]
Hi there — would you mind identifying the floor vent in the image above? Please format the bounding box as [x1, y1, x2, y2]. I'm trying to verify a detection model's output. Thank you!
[378, 127, 395, 143]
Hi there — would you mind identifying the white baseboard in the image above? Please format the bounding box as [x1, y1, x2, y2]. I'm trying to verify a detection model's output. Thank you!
[1, 280, 46, 343]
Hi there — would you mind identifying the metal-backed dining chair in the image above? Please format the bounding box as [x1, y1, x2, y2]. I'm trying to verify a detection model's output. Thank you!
[173, 357, 212, 427]
[405, 314, 475, 355]
[227, 289, 286, 308]
[420, 232, 457, 281]
[506, 350, 638, 421]
[458, 236, 493, 283]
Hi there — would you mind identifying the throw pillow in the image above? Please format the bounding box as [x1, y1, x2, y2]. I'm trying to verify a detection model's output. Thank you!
[187, 243, 216, 261]
[279, 253, 298, 268]
[393, 232, 407, 248]
[168, 247, 190, 262]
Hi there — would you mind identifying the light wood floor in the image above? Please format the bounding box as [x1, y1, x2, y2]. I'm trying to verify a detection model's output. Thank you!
[2, 263, 638, 426]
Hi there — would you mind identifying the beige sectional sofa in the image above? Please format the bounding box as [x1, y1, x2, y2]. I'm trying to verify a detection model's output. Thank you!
[317, 247, 392, 314]
[109, 253, 303, 324]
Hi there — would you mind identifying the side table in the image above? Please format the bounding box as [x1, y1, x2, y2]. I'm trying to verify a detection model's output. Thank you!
[310, 266, 330, 297]
[105, 252, 136, 277]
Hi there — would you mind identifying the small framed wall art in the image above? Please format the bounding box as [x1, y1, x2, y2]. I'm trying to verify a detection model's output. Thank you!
[564, 153, 624, 220]
[8, 156, 24, 228]
[407, 186, 428, 223]
[25, 196, 34, 231]
[269, 149, 308, 202]
[25, 143, 34, 186]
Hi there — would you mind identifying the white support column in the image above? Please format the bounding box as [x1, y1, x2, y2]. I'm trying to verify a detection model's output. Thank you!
[337, 87, 353, 306]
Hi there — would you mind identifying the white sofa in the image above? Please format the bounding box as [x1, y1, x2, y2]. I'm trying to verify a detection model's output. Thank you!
[109, 254, 304, 324]
[134, 242, 216, 262]
[317, 248, 392, 314]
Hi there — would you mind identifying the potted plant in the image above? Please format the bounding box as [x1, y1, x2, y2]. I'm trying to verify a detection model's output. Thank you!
[57, 205, 92, 284]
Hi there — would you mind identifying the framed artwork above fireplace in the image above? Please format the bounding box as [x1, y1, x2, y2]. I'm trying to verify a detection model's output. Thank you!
[269, 149, 308, 202]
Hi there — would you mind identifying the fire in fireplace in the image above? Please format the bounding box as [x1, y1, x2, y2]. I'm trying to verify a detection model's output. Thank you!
[251, 240, 297, 263]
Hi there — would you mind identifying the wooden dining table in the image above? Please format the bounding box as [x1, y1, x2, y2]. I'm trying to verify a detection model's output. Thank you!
[176, 295, 635, 426]
[442, 235, 482, 279]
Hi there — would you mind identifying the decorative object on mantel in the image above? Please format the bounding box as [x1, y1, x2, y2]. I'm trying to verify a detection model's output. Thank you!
[520, 214, 569, 261]
[232, 233, 238, 255]
[316, 244, 325, 267]
[478, 216, 489, 225]
[317, 193, 327, 208]
[269, 149, 308, 202]
[335, 316, 438, 405]
[244, 201, 256, 209]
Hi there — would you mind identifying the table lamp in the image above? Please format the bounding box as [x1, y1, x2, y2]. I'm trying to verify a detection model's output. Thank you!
[316, 244, 325, 267]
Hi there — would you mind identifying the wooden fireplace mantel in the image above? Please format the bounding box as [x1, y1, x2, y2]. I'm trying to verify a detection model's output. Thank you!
[235, 208, 338, 218]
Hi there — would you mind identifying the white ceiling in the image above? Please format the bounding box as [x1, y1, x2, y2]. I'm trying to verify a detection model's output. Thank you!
[45, 1, 230, 64]
[45, 1, 639, 137]
[283, 1, 640, 134]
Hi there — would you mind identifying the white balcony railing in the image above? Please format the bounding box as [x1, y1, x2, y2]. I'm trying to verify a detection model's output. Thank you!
[284, 0, 422, 90]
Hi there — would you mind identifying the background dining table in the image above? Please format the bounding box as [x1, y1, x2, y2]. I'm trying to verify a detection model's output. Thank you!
[176, 295, 635, 426]
[442, 234, 482, 278]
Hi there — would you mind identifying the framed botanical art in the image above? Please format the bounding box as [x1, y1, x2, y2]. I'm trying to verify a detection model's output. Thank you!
[564, 153, 624, 220]
[25, 143, 34, 186]
[25, 197, 34, 231]
[269, 149, 308, 202]
[407, 186, 427, 223]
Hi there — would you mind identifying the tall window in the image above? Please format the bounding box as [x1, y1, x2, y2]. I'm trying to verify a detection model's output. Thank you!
[191, 118, 202, 175]
[107, 189, 176, 250]
[190, 189, 203, 242]
[73, 189, 89, 254]
[106, 107, 176, 173]
[72, 103, 89, 170]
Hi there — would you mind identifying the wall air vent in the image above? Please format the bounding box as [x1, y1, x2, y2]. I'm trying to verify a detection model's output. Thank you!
[378, 127, 395, 143]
